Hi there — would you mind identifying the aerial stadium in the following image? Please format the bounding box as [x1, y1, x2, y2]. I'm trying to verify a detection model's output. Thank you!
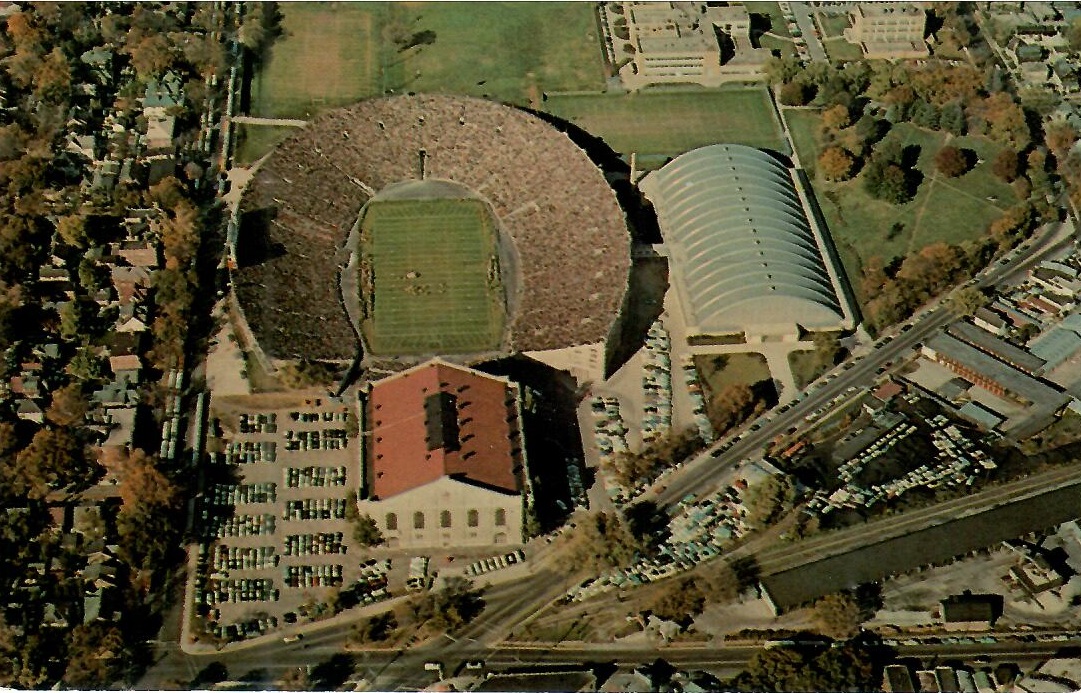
[639, 144, 856, 341]
[233, 94, 631, 381]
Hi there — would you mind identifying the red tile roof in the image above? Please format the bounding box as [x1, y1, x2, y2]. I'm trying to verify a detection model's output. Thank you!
[369, 360, 522, 500]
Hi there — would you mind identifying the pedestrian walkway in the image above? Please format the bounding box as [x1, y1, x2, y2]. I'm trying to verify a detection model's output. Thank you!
[231, 115, 309, 127]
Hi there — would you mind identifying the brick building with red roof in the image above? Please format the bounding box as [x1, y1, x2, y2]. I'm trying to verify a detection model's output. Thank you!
[357, 359, 530, 548]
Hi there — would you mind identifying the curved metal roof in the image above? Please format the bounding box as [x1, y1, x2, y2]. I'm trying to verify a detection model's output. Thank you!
[641, 144, 844, 333]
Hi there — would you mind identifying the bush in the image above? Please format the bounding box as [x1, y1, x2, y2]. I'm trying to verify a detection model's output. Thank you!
[778, 80, 815, 107]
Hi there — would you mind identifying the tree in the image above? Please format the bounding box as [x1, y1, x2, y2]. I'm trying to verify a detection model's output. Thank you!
[62, 624, 133, 689]
[864, 161, 913, 204]
[934, 145, 969, 178]
[743, 474, 797, 527]
[411, 577, 485, 632]
[992, 148, 1019, 183]
[1045, 121, 1079, 161]
[732, 642, 877, 692]
[110, 449, 179, 511]
[813, 592, 864, 639]
[565, 511, 642, 572]
[351, 513, 383, 547]
[812, 332, 843, 370]
[939, 101, 966, 136]
[645, 577, 706, 628]
[778, 80, 814, 107]
[946, 286, 988, 315]
[818, 147, 855, 182]
[351, 612, 398, 644]
[125, 33, 174, 78]
[45, 384, 87, 427]
[1067, 16, 1081, 51]
[8, 427, 93, 500]
[821, 104, 852, 131]
[277, 667, 311, 692]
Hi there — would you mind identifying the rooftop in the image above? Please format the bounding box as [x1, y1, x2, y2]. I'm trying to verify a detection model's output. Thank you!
[367, 360, 522, 500]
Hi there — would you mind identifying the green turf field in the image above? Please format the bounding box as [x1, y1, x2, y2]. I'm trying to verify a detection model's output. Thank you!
[360, 199, 504, 355]
[543, 88, 787, 168]
[382, 2, 605, 106]
[250, 3, 383, 118]
[785, 109, 1018, 306]
[250, 3, 605, 119]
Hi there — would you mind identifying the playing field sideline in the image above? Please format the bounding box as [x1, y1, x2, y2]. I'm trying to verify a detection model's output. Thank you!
[359, 199, 505, 356]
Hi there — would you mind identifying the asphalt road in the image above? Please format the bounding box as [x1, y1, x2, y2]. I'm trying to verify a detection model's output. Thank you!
[789, 2, 828, 62]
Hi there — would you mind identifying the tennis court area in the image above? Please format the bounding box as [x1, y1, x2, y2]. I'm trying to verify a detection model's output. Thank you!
[360, 199, 505, 356]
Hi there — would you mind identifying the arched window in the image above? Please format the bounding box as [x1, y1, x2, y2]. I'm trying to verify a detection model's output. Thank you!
[440, 510, 452, 528]
[494, 508, 506, 526]
[385, 512, 398, 531]
[467, 509, 479, 527]
[413, 511, 425, 530]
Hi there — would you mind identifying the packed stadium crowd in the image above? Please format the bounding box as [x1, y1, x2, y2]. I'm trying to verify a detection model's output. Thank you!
[239, 94, 631, 360]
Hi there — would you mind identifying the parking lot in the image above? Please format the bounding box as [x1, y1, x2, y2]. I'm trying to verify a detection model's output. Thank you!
[193, 397, 391, 643]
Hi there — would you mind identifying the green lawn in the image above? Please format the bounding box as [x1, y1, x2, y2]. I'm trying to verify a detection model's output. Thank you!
[250, 2, 605, 119]
[785, 110, 1018, 306]
[753, 2, 792, 38]
[543, 88, 786, 166]
[816, 12, 851, 39]
[694, 353, 772, 393]
[360, 199, 504, 355]
[382, 2, 605, 106]
[251, 3, 385, 118]
[823, 37, 863, 62]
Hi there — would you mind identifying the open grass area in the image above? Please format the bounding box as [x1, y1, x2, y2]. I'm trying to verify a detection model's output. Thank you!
[360, 199, 504, 355]
[382, 2, 605, 106]
[694, 352, 772, 393]
[250, 3, 605, 119]
[823, 37, 863, 62]
[816, 12, 851, 39]
[251, 3, 384, 118]
[543, 87, 786, 166]
[754, 2, 792, 38]
[785, 109, 1018, 306]
[789, 349, 827, 389]
[233, 124, 298, 166]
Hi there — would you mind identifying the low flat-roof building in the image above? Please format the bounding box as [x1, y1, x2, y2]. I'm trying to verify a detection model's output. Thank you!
[358, 359, 530, 549]
[921, 332, 1067, 411]
[1029, 312, 1081, 370]
[946, 320, 1046, 375]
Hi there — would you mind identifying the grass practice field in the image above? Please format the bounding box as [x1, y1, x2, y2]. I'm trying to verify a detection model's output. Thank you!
[382, 2, 605, 106]
[785, 109, 1017, 306]
[360, 199, 505, 356]
[543, 88, 787, 169]
[250, 4, 380, 119]
[249, 2, 605, 121]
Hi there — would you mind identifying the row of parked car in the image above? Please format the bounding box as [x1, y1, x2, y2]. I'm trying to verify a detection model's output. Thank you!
[205, 577, 278, 603]
[213, 544, 279, 571]
[283, 563, 344, 588]
[216, 513, 276, 538]
[284, 498, 347, 521]
[225, 440, 277, 465]
[467, 549, 526, 577]
[284, 465, 348, 488]
[282, 532, 346, 556]
[211, 482, 277, 506]
[289, 409, 349, 423]
[641, 321, 673, 444]
[284, 428, 349, 452]
[239, 412, 278, 434]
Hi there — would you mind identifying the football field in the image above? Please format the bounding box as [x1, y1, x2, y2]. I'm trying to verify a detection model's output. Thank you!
[360, 199, 505, 355]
